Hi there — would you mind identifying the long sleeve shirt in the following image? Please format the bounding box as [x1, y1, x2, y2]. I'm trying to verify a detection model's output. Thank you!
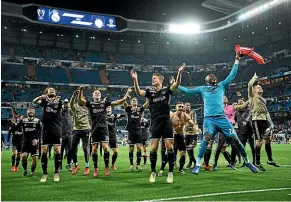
[178, 60, 239, 117]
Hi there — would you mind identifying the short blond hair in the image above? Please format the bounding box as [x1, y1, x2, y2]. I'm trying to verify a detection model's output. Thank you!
[152, 73, 164, 83]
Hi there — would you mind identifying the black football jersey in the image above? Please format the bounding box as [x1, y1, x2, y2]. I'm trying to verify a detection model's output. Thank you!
[86, 100, 111, 131]
[145, 86, 172, 121]
[106, 114, 123, 136]
[8, 120, 23, 141]
[19, 117, 42, 141]
[125, 106, 144, 132]
[40, 97, 62, 130]
[140, 117, 150, 137]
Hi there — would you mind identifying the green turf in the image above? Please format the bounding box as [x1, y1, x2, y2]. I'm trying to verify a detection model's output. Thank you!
[1, 144, 291, 201]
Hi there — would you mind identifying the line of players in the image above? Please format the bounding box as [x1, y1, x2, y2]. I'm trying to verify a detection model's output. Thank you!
[8, 50, 279, 184]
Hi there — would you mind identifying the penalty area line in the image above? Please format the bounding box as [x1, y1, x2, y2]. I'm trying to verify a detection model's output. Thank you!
[142, 187, 291, 202]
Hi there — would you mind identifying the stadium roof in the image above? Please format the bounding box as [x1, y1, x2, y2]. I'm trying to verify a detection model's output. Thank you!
[3, 0, 225, 22]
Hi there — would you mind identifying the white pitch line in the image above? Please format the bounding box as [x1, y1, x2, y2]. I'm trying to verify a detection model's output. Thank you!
[280, 165, 291, 167]
[142, 188, 291, 202]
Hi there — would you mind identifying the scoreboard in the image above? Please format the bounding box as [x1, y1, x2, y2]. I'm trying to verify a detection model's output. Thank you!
[20, 5, 127, 32]
[36, 7, 117, 31]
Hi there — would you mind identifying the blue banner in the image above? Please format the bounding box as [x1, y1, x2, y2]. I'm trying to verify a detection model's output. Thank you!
[37, 7, 117, 31]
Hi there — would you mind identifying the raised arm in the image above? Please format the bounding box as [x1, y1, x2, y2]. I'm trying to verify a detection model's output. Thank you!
[78, 86, 86, 106]
[123, 88, 132, 109]
[33, 94, 46, 105]
[221, 53, 241, 88]
[170, 63, 186, 91]
[112, 91, 130, 107]
[143, 98, 150, 109]
[178, 85, 202, 95]
[248, 73, 258, 98]
[70, 90, 79, 111]
[234, 99, 250, 111]
[130, 70, 146, 97]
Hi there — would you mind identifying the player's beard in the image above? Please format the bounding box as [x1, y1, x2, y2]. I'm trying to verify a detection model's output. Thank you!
[47, 94, 55, 98]
[28, 113, 34, 118]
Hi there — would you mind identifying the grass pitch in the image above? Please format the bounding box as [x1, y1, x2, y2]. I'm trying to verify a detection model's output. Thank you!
[1, 144, 291, 201]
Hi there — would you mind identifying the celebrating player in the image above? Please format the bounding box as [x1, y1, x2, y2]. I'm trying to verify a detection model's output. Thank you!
[8, 115, 24, 172]
[33, 87, 63, 182]
[171, 102, 196, 174]
[70, 90, 91, 175]
[60, 99, 73, 171]
[184, 103, 198, 169]
[17, 107, 41, 177]
[124, 88, 149, 172]
[213, 96, 239, 171]
[234, 97, 256, 166]
[106, 106, 125, 170]
[78, 87, 130, 177]
[178, 52, 258, 174]
[131, 63, 185, 183]
[236, 73, 279, 171]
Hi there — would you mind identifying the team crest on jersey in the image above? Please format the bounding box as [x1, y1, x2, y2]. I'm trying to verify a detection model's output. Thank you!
[162, 91, 166, 95]
[33, 124, 36, 127]
[100, 104, 104, 107]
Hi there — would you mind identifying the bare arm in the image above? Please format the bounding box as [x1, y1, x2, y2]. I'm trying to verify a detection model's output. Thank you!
[130, 70, 146, 97]
[143, 98, 150, 109]
[170, 111, 174, 119]
[170, 63, 185, 91]
[123, 88, 132, 109]
[112, 92, 130, 107]
[234, 99, 250, 111]
[78, 86, 86, 106]
[33, 95, 46, 105]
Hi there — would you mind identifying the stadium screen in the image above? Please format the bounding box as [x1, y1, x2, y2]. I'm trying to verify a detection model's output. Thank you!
[36, 7, 118, 31]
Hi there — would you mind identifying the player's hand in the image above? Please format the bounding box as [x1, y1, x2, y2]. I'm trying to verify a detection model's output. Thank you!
[130, 70, 138, 80]
[254, 73, 258, 79]
[32, 139, 38, 146]
[236, 92, 242, 97]
[73, 90, 79, 96]
[124, 94, 131, 100]
[18, 116, 24, 122]
[178, 63, 186, 72]
[41, 94, 47, 99]
[235, 52, 242, 60]
[79, 86, 85, 91]
[242, 121, 247, 126]
[127, 88, 133, 94]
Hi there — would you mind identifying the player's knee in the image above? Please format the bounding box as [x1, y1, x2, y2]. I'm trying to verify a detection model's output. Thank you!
[180, 151, 186, 156]
[54, 148, 60, 154]
[220, 146, 226, 152]
[265, 137, 271, 144]
[137, 144, 143, 151]
[92, 148, 97, 153]
[22, 153, 27, 159]
[256, 140, 263, 147]
[103, 146, 109, 152]
[32, 156, 37, 164]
